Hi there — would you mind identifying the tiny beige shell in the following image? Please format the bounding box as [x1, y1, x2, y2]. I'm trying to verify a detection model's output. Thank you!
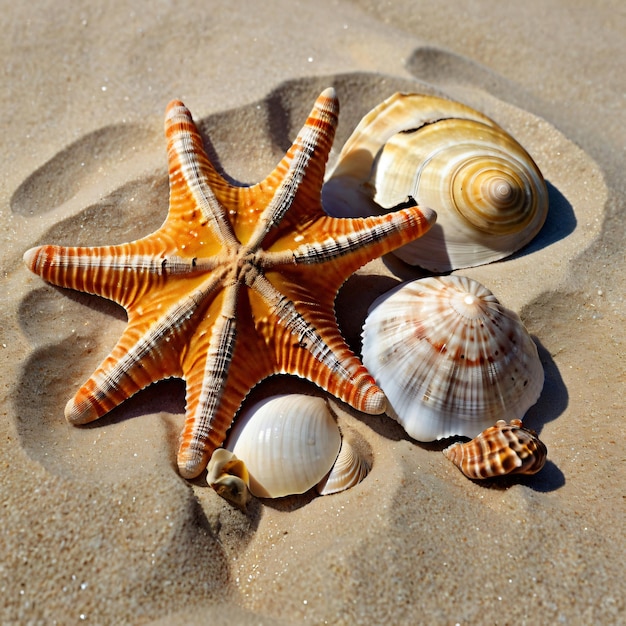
[206, 448, 251, 510]
[443, 419, 547, 479]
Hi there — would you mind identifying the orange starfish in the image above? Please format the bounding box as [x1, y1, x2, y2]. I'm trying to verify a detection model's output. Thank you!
[24, 89, 436, 478]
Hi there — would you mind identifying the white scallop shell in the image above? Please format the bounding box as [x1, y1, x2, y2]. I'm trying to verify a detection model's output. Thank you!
[323, 93, 549, 272]
[361, 276, 544, 441]
[217, 393, 368, 499]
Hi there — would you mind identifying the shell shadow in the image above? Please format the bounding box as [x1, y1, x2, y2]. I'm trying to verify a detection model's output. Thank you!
[523, 337, 568, 435]
[254, 490, 318, 513]
[349, 334, 567, 493]
[335, 256, 434, 354]
[447, 458, 565, 493]
[404, 181, 577, 267]
[508, 180, 576, 260]
[335, 272, 406, 353]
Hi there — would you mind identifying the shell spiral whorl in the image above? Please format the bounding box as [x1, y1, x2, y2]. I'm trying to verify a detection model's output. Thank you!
[449, 150, 534, 234]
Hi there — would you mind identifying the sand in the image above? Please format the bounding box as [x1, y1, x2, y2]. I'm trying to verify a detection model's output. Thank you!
[2, 1, 624, 624]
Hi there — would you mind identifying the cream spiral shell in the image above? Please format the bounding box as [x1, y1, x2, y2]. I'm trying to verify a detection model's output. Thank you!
[361, 276, 544, 441]
[208, 394, 369, 502]
[323, 93, 549, 272]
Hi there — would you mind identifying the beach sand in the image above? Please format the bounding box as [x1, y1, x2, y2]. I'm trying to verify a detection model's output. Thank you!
[2, 1, 624, 623]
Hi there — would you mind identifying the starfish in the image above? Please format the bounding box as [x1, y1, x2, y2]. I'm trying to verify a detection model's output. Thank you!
[24, 88, 436, 479]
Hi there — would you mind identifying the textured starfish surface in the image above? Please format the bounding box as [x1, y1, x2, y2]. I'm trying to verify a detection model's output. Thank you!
[24, 89, 436, 478]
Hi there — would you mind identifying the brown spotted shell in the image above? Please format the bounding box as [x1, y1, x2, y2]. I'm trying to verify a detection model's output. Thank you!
[443, 419, 547, 479]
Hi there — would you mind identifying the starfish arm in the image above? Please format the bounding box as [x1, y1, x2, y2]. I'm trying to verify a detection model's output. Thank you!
[262, 205, 436, 274]
[248, 272, 386, 414]
[24, 243, 165, 309]
[64, 322, 181, 425]
[177, 282, 275, 478]
[23, 243, 217, 310]
[165, 100, 239, 249]
[245, 88, 339, 250]
[65, 273, 224, 424]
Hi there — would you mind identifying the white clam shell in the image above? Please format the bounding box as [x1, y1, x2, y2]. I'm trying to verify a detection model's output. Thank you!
[361, 276, 544, 441]
[323, 93, 548, 272]
[224, 393, 368, 499]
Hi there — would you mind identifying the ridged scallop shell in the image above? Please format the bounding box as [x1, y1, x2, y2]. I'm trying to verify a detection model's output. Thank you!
[208, 394, 369, 502]
[443, 419, 547, 479]
[316, 438, 369, 496]
[323, 93, 548, 272]
[361, 276, 544, 441]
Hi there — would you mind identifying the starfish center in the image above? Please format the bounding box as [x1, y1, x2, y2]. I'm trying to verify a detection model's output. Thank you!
[236, 249, 260, 283]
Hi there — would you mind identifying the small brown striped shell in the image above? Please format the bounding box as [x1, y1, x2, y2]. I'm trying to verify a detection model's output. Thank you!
[443, 419, 547, 479]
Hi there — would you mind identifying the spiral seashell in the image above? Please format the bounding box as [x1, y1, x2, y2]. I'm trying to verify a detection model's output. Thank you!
[323, 93, 549, 272]
[361, 276, 544, 441]
[208, 394, 369, 503]
[443, 419, 548, 479]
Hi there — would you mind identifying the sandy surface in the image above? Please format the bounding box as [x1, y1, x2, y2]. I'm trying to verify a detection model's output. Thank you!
[2, 1, 624, 624]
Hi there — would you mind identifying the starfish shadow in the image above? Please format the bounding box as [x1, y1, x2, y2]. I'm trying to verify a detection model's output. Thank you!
[10, 124, 157, 217]
[18, 286, 125, 347]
